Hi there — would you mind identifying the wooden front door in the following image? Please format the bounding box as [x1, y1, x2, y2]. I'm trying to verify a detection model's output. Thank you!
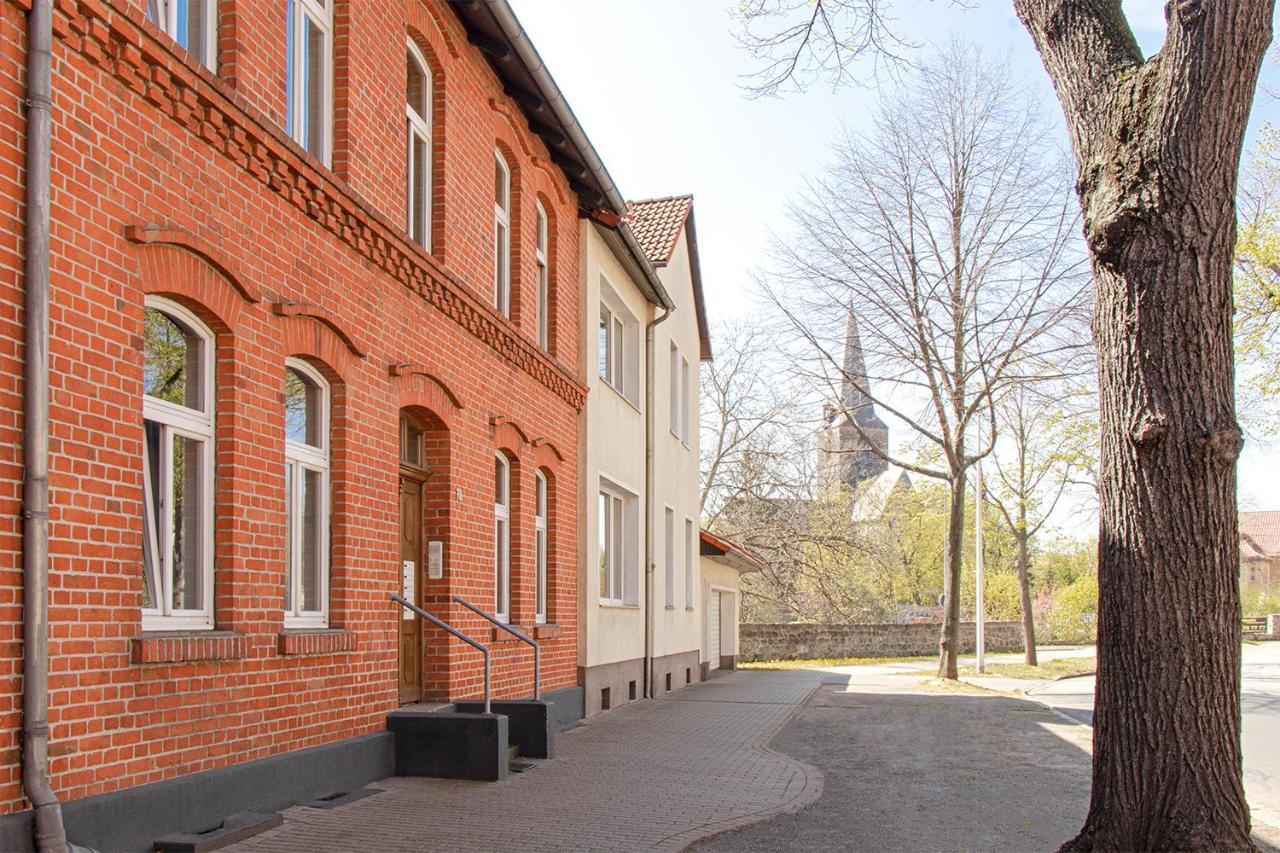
[398, 475, 424, 704]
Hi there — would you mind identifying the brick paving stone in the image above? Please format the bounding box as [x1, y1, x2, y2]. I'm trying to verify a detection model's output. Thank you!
[223, 670, 826, 853]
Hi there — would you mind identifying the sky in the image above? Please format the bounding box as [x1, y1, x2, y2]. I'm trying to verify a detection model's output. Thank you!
[512, 0, 1280, 527]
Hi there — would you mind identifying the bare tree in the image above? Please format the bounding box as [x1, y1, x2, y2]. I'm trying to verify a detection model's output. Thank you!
[987, 379, 1095, 666]
[737, 1, 1274, 847]
[699, 319, 804, 525]
[764, 41, 1087, 679]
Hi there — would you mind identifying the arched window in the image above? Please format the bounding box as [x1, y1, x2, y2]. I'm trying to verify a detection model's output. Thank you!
[535, 201, 549, 349]
[406, 40, 432, 249]
[493, 150, 511, 317]
[494, 454, 511, 621]
[283, 359, 330, 627]
[142, 296, 215, 629]
[534, 471, 548, 624]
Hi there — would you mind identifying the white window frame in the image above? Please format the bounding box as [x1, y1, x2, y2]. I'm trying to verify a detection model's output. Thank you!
[285, 0, 333, 165]
[406, 39, 433, 250]
[535, 471, 548, 624]
[598, 303, 626, 395]
[494, 150, 512, 317]
[598, 487, 625, 605]
[494, 453, 511, 622]
[664, 507, 675, 609]
[142, 296, 216, 631]
[283, 358, 330, 628]
[147, 0, 218, 71]
[685, 518, 696, 610]
[680, 355, 691, 446]
[535, 201, 549, 349]
[669, 344, 680, 437]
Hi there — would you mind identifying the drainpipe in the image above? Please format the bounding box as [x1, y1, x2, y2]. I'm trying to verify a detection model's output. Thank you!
[22, 1, 67, 851]
[643, 306, 672, 699]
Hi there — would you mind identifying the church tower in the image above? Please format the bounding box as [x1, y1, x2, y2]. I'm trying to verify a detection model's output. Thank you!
[817, 309, 889, 492]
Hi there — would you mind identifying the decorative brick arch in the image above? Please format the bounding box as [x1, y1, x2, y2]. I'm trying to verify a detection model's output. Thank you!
[126, 224, 263, 305]
[490, 414, 531, 455]
[391, 368, 461, 432]
[134, 243, 248, 334]
[279, 315, 360, 384]
[530, 437, 564, 472]
[271, 301, 366, 359]
[407, 0, 461, 60]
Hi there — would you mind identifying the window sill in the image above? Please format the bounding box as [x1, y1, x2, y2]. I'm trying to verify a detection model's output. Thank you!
[685, 607, 696, 612]
[597, 602, 641, 610]
[131, 630, 248, 664]
[490, 625, 532, 645]
[532, 623, 561, 640]
[278, 628, 357, 656]
[601, 378, 641, 413]
[665, 605, 676, 611]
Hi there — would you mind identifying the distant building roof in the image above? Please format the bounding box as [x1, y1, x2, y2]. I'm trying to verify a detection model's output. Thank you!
[625, 195, 713, 361]
[626, 195, 692, 264]
[1241, 510, 1280, 560]
[700, 528, 765, 573]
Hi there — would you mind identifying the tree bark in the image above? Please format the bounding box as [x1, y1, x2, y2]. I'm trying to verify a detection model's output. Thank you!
[937, 471, 964, 679]
[1013, 1, 1274, 848]
[1015, 529, 1037, 667]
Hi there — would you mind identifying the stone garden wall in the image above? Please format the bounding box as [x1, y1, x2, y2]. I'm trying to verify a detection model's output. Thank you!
[740, 621, 1025, 662]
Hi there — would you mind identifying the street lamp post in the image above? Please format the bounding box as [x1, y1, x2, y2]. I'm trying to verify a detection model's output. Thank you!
[975, 462, 986, 674]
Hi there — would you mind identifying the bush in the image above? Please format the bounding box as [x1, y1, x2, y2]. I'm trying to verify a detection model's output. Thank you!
[1041, 573, 1098, 644]
[1242, 586, 1280, 619]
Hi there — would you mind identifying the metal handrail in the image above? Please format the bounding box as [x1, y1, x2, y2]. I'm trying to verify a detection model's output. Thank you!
[453, 595, 540, 700]
[391, 594, 490, 714]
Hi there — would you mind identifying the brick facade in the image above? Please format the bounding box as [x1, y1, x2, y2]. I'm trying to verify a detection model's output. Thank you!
[0, 0, 583, 814]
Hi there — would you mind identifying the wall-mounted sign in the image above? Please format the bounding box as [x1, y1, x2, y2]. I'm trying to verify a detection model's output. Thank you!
[402, 560, 415, 619]
[428, 541, 443, 580]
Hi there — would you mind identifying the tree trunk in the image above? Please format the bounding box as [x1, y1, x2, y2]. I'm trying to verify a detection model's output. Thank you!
[1013, 2, 1272, 848]
[1015, 530, 1037, 667]
[937, 472, 964, 679]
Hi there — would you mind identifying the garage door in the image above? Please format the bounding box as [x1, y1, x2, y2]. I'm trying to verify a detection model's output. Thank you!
[708, 592, 721, 670]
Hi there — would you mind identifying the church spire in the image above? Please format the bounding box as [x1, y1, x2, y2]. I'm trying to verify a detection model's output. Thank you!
[840, 307, 874, 418]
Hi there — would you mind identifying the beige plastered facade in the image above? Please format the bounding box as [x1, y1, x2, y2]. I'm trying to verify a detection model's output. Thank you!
[577, 221, 707, 716]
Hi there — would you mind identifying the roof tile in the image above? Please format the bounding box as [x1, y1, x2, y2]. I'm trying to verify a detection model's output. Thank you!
[626, 195, 693, 265]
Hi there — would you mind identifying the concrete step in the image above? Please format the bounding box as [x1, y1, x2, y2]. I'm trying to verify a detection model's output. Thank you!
[385, 710, 509, 782]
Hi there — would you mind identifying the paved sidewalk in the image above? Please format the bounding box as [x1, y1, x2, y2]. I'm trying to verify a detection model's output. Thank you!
[225, 670, 826, 853]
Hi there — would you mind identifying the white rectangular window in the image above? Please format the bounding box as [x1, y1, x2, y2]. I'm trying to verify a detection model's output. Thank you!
[494, 152, 512, 317]
[680, 355, 691, 445]
[285, 0, 332, 164]
[535, 202, 549, 350]
[535, 471, 548, 624]
[142, 298, 215, 630]
[669, 344, 680, 437]
[685, 518, 695, 610]
[406, 41, 432, 249]
[495, 454, 511, 621]
[599, 304, 626, 395]
[283, 359, 330, 628]
[664, 508, 675, 609]
[598, 488, 626, 604]
[147, 0, 218, 70]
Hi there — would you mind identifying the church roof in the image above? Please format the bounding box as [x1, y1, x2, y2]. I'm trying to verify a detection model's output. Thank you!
[851, 466, 913, 523]
[830, 308, 887, 432]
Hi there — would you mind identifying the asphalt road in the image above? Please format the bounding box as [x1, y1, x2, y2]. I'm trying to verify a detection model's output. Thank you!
[1028, 642, 1280, 831]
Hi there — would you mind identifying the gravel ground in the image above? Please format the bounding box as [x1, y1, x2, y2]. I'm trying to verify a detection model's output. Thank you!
[693, 668, 1094, 852]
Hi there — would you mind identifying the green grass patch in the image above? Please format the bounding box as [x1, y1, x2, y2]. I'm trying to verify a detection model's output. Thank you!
[959, 656, 1096, 681]
[741, 654, 936, 670]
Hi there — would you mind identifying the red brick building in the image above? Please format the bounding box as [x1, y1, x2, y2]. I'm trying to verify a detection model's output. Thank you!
[0, 0, 633, 848]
